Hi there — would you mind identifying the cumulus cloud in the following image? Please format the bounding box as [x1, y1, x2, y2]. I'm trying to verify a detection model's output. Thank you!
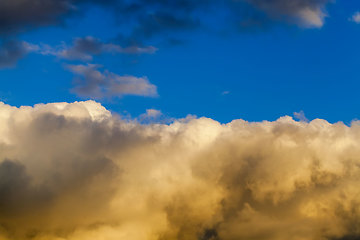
[39, 36, 157, 61]
[66, 64, 158, 99]
[0, 100, 360, 240]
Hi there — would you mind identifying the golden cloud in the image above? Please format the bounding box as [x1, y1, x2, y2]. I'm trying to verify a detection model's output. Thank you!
[0, 101, 359, 240]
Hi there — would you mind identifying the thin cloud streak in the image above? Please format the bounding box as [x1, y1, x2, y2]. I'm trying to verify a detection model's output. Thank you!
[39, 36, 158, 61]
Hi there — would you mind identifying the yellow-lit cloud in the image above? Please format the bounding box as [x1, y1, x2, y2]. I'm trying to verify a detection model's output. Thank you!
[0, 101, 359, 240]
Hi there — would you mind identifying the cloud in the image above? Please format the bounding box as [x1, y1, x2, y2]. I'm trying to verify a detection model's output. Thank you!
[0, 100, 360, 240]
[244, 0, 329, 28]
[139, 109, 163, 121]
[137, 109, 176, 124]
[0, 0, 332, 37]
[0, 40, 39, 68]
[294, 110, 309, 122]
[114, 0, 331, 44]
[0, 0, 117, 34]
[39, 36, 157, 61]
[349, 12, 360, 24]
[0, 0, 333, 68]
[66, 64, 158, 99]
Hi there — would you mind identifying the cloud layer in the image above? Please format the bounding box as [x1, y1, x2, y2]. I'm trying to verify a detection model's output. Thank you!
[0, 101, 360, 240]
[0, 0, 332, 35]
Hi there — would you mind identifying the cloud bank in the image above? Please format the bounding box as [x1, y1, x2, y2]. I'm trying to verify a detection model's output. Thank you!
[0, 101, 360, 240]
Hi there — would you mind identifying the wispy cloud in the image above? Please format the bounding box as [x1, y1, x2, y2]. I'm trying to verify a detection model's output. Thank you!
[293, 110, 309, 122]
[349, 11, 360, 24]
[39, 36, 157, 61]
[66, 64, 158, 99]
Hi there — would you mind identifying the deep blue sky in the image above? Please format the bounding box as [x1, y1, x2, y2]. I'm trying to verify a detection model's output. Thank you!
[1, 0, 360, 123]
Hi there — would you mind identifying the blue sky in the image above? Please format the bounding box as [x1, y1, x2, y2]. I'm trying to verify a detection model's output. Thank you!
[1, 0, 360, 123]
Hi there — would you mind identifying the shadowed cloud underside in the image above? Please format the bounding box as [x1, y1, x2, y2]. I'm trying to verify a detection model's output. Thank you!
[0, 101, 359, 240]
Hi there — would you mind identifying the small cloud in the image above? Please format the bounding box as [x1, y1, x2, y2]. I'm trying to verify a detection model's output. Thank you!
[349, 12, 360, 24]
[293, 110, 309, 122]
[221, 91, 230, 95]
[66, 64, 158, 99]
[137, 109, 177, 124]
[138, 109, 163, 123]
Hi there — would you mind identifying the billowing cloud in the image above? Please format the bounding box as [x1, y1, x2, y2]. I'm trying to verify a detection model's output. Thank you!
[0, 100, 360, 240]
[66, 64, 158, 99]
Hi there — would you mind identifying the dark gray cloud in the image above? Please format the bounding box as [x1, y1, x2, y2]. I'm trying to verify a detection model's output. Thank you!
[0, 0, 332, 36]
[0, 40, 37, 68]
[0, 0, 116, 34]
[0, 0, 333, 70]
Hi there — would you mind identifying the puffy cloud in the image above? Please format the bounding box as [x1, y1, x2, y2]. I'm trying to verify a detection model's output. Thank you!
[0, 100, 360, 240]
[137, 109, 176, 124]
[66, 64, 158, 99]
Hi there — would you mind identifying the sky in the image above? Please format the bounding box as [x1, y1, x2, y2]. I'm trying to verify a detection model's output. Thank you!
[1, 0, 360, 123]
[2, 1, 360, 240]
